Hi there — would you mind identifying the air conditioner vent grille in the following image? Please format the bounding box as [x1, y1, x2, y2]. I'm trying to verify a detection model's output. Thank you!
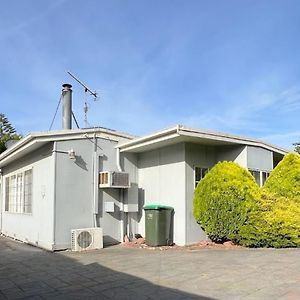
[112, 172, 129, 186]
[99, 171, 129, 188]
[77, 231, 92, 249]
[71, 228, 103, 251]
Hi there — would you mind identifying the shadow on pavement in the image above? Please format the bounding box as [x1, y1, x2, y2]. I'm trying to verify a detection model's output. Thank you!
[0, 236, 215, 299]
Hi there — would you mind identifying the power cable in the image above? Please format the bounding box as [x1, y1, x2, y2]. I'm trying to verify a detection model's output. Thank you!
[49, 94, 63, 131]
[72, 111, 80, 129]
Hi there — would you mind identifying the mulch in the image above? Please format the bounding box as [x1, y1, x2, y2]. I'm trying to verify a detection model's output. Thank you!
[122, 238, 243, 251]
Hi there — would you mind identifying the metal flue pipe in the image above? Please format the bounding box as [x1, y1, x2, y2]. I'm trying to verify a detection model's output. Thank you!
[62, 83, 72, 130]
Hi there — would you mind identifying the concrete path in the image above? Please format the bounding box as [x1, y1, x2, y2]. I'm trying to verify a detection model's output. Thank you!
[0, 236, 299, 299]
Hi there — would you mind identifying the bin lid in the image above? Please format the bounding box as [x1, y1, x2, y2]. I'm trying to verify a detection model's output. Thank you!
[143, 204, 174, 210]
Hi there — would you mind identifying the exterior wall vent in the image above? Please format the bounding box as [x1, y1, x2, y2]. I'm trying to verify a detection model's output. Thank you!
[99, 171, 130, 188]
[71, 228, 103, 251]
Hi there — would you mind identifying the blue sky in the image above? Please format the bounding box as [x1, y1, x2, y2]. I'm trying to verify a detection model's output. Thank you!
[1, 0, 300, 149]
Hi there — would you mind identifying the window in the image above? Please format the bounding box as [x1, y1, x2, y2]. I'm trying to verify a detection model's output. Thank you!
[5, 169, 32, 213]
[195, 167, 209, 188]
[248, 169, 270, 187]
[261, 171, 270, 186]
[249, 169, 260, 186]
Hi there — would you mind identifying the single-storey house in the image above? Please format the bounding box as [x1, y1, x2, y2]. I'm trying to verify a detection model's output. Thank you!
[0, 125, 287, 250]
[0, 85, 288, 250]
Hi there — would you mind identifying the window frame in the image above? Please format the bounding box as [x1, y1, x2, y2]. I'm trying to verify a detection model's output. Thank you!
[3, 167, 33, 215]
[248, 168, 270, 187]
[194, 166, 210, 188]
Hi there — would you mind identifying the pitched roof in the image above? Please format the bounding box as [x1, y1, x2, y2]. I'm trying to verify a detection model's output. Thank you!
[117, 125, 288, 155]
[0, 127, 135, 167]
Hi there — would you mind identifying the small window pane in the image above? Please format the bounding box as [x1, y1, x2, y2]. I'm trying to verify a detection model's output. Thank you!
[249, 170, 260, 186]
[24, 170, 32, 213]
[5, 177, 9, 211]
[195, 167, 209, 188]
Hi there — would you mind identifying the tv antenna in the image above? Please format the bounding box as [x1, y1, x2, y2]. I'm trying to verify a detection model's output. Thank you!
[67, 71, 98, 127]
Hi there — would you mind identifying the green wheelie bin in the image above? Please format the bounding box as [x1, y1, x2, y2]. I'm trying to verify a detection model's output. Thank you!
[143, 205, 174, 246]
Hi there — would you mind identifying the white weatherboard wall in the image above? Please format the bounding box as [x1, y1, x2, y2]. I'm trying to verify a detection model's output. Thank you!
[137, 143, 186, 245]
[1, 144, 55, 250]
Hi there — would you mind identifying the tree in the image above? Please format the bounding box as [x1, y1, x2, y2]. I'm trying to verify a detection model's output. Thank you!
[0, 113, 21, 154]
[294, 142, 300, 154]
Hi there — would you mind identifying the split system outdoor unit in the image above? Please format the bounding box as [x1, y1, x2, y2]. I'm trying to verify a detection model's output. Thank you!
[99, 171, 130, 188]
[71, 228, 103, 251]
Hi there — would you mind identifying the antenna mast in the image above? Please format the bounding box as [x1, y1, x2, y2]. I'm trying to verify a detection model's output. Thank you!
[67, 71, 98, 127]
[67, 71, 98, 99]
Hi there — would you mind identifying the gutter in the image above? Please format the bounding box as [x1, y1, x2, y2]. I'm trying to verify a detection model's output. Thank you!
[116, 126, 180, 151]
[178, 127, 288, 155]
[117, 124, 288, 155]
[0, 128, 135, 167]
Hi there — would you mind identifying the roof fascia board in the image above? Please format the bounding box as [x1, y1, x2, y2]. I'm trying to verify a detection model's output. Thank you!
[117, 126, 179, 150]
[0, 128, 134, 164]
[178, 128, 287, 155]
[0, 139, 39, 167]
[0, 134, 34, 161]
[119, 133, 180, 153]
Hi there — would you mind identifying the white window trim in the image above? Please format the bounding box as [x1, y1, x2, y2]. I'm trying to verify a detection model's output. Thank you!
[3, 167, 33, 215]
[194, 166, 210, 188]
[248, 168, 270, 187]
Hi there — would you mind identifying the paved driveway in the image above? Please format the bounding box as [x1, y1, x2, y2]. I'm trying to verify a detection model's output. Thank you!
[0, 236, 299, 299]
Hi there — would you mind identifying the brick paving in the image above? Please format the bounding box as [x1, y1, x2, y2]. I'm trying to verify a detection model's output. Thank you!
[0, 236, 299, 299]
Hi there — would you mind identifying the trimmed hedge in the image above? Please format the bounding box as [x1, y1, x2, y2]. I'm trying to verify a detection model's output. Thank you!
[193, 161, 259, 242]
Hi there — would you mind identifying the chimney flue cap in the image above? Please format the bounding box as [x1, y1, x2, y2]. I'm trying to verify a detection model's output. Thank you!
[62, 83, 72, 90]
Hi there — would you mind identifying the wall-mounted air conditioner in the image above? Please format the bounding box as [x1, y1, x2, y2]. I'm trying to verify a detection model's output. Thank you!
[71, 228, 103, 251]
[99, 171, 130, 188]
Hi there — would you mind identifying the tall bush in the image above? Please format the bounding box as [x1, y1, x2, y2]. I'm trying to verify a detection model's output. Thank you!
[238, 152, 300, 247]
[193, 161, 260, 242]
[263, 152, 300, 200]
[239, 192, 300, 247]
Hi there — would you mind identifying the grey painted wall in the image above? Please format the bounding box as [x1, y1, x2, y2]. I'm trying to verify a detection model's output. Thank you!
[121, 153, 139, 239]
[54, 139, 94, 248]
[184, 143, 248, 245]
[137, 143, 186, 245]
[184, 143, 216, 245]
[97, 137, 123, 245]
[216, 145, 247, 168]
[1, 134, 132, 250]
[247, 146, 273, 171]
[55, 137, 124, 248]
[1, 143, 55, 250]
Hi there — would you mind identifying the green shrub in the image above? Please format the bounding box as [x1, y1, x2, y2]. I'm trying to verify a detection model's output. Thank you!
[239, 191, 300, 248]
[193, 161, 260, 242]
[193, 154, 300, 248]
[238, 152, 300, 248]
[264, 152, 300, 200]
